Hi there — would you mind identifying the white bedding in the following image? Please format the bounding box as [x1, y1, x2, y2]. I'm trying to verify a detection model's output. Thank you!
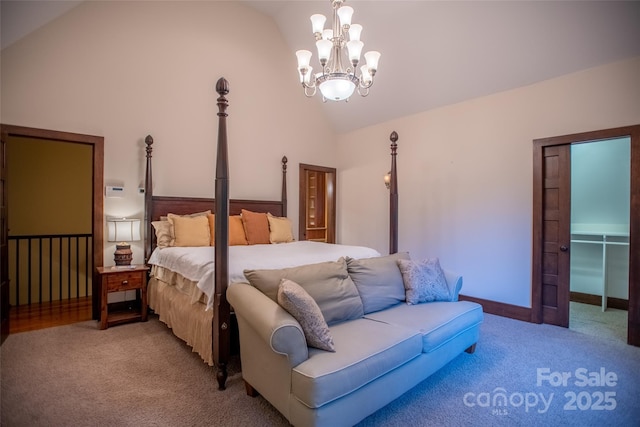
[147, 240, 380, 310]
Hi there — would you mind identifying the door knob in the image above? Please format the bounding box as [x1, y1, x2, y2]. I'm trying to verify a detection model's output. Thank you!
[560, 245, 569, 252]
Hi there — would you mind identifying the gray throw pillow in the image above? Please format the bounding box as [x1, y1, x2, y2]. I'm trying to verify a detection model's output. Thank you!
[397, 258, 451, 304]
[277, 279, 335, 352]
[346, 252, 410, 314]
[244, 257, 364, 325]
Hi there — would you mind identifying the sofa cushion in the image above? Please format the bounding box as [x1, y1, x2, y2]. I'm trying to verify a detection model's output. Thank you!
[364, 301, 483, 353]
[346, 252, 410, 314]
[397, 257, 452, 304]
[277, 279, 335, 352]
[291, 318, 422, 408]
[244, 258, 364, 326]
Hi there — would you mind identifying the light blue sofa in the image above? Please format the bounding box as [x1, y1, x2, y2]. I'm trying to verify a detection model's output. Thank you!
[227, 253, 483, 427]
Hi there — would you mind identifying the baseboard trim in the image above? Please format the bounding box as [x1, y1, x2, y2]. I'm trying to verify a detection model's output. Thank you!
[570, 291, 629, 311]
[458, 294, 532, 322]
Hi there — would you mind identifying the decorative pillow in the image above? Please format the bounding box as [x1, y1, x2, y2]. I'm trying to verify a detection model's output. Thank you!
[267, 214, 294, 244]
[241, 209, 271, 245]
[151, 220, 173, 248]
[397, 258, 452, 304]
[160, 210, 211, 222]
[245, 257, 364, 326]
[207, 214, 215, 246]
[347, 252, 410, 314]
[154, 210, 212, 248]
[277, 279, 335, 352]
[229, 215, 248, 246]
[167, 214, 210, 247]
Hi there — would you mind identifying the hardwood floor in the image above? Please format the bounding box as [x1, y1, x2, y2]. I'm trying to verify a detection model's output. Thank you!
[8, 296, 93, 334]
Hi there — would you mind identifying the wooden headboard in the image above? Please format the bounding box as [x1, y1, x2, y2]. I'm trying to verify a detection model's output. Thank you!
[142, 134, 288, 263]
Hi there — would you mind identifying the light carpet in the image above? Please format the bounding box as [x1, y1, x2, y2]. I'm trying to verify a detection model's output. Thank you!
[1, 312, 639, 426]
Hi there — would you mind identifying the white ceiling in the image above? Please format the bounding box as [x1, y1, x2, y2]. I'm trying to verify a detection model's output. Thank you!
[3, 1, 640, 133]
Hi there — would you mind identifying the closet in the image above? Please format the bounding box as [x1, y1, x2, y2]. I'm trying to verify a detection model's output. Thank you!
[570, 137, 630, 311]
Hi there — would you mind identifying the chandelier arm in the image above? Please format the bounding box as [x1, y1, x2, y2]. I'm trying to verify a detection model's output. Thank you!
[357, 86, 370, 97]
[359, 78, 373, 90]
[304, 85, 317, 97]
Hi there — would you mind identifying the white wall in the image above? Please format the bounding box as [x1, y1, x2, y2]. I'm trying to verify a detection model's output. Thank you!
[571, 138, 630, 228]
[1, 1, 337, 266]
[337, 56, 640, 308]
[570, 138, 630, 299]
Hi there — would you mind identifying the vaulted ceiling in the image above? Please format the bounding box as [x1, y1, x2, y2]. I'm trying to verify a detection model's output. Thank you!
[3, 1, 640, 133]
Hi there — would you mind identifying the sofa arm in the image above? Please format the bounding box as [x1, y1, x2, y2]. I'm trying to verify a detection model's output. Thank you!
[443, 269, 463, 301]
[228, 282, 309, 367]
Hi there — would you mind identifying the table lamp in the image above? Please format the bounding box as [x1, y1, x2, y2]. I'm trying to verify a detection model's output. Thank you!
[107, 217, 141, 266]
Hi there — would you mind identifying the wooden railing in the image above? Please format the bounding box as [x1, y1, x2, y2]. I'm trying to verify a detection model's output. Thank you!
[8, 234, 93, 306]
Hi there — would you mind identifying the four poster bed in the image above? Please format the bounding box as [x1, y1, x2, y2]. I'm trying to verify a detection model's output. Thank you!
[143, 78, 399, 390]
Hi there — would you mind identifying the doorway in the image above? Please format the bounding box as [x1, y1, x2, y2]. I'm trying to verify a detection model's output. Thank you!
[569, 138, 630, 343]
[531, 124, 640, 346]
[299, 164, 336, 243]
[0, 125, 104, 340]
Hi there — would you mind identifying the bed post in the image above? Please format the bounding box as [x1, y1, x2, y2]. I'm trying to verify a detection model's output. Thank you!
[281, 156, 288, 217]
[213, 77, 231, 390]
[389, 131, 398, 254]
[144, 135, 154, 264]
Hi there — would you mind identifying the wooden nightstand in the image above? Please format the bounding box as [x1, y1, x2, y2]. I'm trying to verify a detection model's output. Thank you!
[96, 265, 149, 330]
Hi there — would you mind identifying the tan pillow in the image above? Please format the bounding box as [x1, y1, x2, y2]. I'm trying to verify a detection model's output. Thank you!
[167, 214, 210, 247]
[245, 258, 364, 326]
[267, 214, 294, 244]
[229, 215, 248, 246]
[154, 210, 212, 248]
[151, 220, 174, 248]
[160, 210, 211, 222]
[241, 209, 270, 245]
[207, 213, 215, 246]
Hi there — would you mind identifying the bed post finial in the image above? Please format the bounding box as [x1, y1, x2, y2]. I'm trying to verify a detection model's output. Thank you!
[144, 135, 154, 264]
[216, 77, 230, 97]
[282, 156, 288, 217]
[389, 131, 399, 254]
[145, 134, 154, 152]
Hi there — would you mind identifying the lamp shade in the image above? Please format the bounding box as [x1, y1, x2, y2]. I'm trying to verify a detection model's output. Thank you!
[107, 218, 141, 243]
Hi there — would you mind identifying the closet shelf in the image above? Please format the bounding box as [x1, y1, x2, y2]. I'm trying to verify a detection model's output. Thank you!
[570, 226, 629, 312]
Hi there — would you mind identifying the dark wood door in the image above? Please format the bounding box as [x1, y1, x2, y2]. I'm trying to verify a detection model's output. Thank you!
[533, 143, 571, 327]
[0, 131, 9, 343]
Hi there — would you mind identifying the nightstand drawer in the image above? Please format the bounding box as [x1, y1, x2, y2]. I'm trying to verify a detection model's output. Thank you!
[106, 272, 143, 292]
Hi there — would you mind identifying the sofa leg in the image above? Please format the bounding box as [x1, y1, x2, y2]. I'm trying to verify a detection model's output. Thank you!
[465, 343, 477, 354]
[245, 380, 259, 397]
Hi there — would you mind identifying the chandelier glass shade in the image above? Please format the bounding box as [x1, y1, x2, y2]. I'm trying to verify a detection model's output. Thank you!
[295, 0, 381, 102]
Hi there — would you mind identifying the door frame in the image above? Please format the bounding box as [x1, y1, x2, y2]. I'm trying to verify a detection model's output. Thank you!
[0, 124, 104, 320]
[531, 124, 640, 346]
[299, 163, 336, 243]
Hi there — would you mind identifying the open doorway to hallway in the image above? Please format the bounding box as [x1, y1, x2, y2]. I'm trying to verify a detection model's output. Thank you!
[1, 125, 104, 336]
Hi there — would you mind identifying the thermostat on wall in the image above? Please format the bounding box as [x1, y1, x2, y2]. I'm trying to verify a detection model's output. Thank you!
[105, 185, 125, 198]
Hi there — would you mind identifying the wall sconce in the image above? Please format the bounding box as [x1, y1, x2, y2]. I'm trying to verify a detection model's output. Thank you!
[384, 171, 391, 189]
[107, 217, 141, 266]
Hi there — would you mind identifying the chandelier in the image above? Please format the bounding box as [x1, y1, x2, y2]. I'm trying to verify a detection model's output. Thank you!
[295, 0, 381, 102]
